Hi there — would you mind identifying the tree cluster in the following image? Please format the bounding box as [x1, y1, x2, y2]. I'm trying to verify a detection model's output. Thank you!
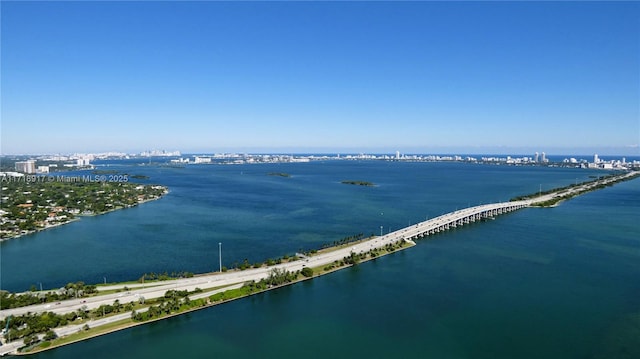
[1, 180, 167, 239]
[1, 282, 97, 310]
[264, 268, 298, 286]
[132, 290, 205, 322]
[319, 233, 365, 250]
[2, 311, 78, 343]
[138, 271, 194, 282]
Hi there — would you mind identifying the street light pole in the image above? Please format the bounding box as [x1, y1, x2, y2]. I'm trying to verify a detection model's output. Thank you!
[219, 242, 222, 272]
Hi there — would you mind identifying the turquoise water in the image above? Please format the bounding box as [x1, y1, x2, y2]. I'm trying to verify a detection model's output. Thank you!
[1, 161, 638, 358]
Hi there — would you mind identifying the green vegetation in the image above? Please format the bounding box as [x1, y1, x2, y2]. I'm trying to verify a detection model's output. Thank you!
[207, 287, 248, 303]
[7, 236, 415, 352]
[132, 289, 205, 322]
[6, 169, 638, 354]
[321, 240, 410, 272]
[341, 180, 375, 186]
[301, 267, 314, 277]
[0, 282, 97, 309]
[138, 271, 194, 283]
[6, 286, 208, 347]
[511, 171, 640, 207]
[26, 318, 131, 353]
[43, 330, 58, 341]
[318, 233, 365, 250]
[2, 295, 135, 343]
[2, 312, 77, 343]
[0, 179, 167, 239]
[208, 268, 300, 304]
[264, 267, 298, 286]
[126, 233, 373, 283]
[227, 252, 300, 271]
[220, 234, 381, 271]
[33, 240, 406, 348]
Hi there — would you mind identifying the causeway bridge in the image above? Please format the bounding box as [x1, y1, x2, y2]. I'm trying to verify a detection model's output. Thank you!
[391, 171, 639, 243]
[390, 200, 531, 243]
[2, 171, 638, 356]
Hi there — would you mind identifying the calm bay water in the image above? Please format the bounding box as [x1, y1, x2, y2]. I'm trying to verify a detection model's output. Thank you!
[1, 160, 638, 358]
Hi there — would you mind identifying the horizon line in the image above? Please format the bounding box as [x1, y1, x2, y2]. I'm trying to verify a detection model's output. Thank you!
[1, 149, 639, 158]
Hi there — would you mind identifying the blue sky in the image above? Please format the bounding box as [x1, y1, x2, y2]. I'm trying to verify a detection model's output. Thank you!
[1, 1, 638, 155]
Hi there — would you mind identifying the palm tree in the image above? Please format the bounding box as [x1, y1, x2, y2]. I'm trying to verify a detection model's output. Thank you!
[113, 299, 121, 313]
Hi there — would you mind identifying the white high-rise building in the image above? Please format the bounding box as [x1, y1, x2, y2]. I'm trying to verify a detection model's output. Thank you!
[534, 152, 539, 162]
[541, 152, 547, 162]
[395, 151, 400, 160]
[594, 154, 599, 163]
[15, 160, 36, 174]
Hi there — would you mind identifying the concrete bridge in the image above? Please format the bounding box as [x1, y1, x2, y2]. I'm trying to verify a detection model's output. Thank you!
[390, 171, 639, 242]
[2, 171, 638, 355]
[390, 200, 531, 242]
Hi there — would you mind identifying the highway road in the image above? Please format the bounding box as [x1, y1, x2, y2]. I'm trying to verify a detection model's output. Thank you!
[0, 283, 246, 356]
[0, 230, 408, 321]
[4, 171, 634, 321]
[1, 170, 635, 355]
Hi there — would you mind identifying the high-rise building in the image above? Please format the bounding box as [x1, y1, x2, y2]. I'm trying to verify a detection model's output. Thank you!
[15, 160, 36, 174]
[594, 154, 599, 163]
[534, 152, 539, 162]
[395, 151, 400, 160]
[541, 152, 547, 162]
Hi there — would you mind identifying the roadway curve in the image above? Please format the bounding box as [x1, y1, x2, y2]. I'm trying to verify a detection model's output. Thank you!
[0, 202, 529, 320]
[1, 170, 636, 355]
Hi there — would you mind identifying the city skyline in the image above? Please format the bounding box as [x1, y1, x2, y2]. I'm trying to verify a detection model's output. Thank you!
[2, 1, 639, 155]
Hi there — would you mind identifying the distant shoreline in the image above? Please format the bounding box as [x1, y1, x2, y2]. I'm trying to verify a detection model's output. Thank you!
[0, 218, 81, 243]
[2, 170, 638, 355]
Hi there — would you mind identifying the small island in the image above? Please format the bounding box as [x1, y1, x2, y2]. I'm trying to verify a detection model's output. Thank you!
[341, 180, 375, 187]
[0, 171, 637, 355]
[92, 170, 119, 175]
[130, 174, 150, 180]
[92, 171, 149, 180]
[0, 177, 168, 240]
[268, 172, 291, 178]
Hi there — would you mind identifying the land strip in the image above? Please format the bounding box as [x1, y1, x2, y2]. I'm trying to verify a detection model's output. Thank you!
[0, 178, 168, 240]
[1, 170, 637, 355]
